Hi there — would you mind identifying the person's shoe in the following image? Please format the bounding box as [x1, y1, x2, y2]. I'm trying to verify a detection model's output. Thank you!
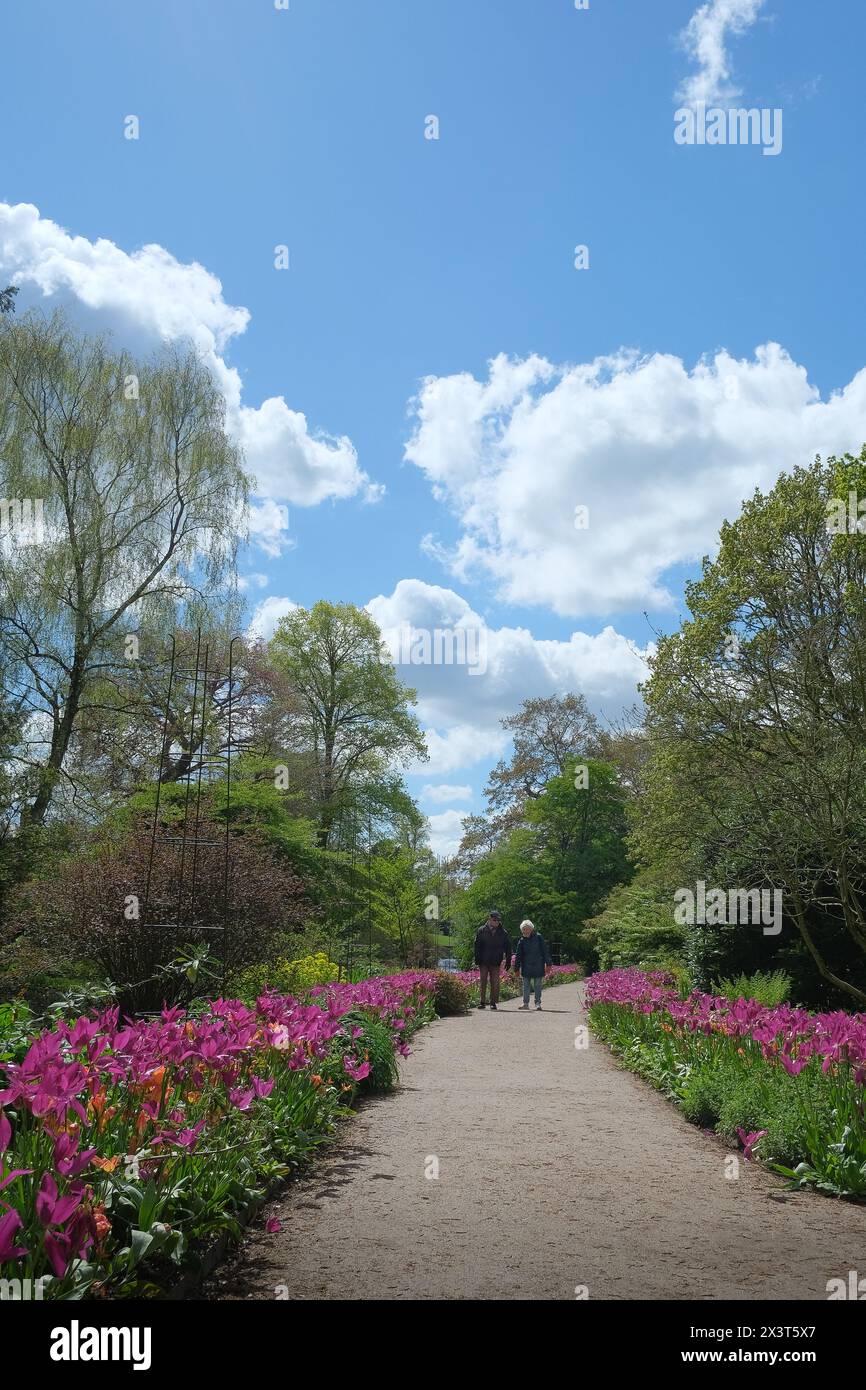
[519, 1003, 529, 1010]
[490, 1003, 498, 1011]
[477, 1002, 486, 1009]
[535, 1004, 542, 1010]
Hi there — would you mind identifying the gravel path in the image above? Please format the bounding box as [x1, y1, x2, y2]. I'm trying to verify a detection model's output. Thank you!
[205, 981, 866, 1301]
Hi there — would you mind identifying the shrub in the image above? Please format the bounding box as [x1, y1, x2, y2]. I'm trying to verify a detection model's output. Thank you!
[0, 999, 36, 1065]
[657, 958, 694, 997]
[432, 970, 470, 1016]
[8, 817, 313, 1014]
[714, 1068, 771, 1141]
[0, 933, 73, 1007]
[584, 879, 686, 971]
[235, 951, 341, 999]
[755, 1078, 835, 1170]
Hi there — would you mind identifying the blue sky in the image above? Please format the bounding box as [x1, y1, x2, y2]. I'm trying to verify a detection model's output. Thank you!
[2, 0, 865, 850]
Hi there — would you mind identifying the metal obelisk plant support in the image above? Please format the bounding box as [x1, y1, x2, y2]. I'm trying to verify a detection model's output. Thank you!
[223, 636, 238, 995]
[140, 630, 239, 1002]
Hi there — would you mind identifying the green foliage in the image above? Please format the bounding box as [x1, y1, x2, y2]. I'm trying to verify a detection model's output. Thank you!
[124, 770, 439, 975]
[482, 693, 602, 840]
[657, 960, 694, 997]
[524, 760, 631, 956]
[454, 759, 631, 964]
[0, 998, 37, 1063]
[366, 842, 429, 961]
[0, 309, 249, 838]
[679, 1070, 720, 1129]
[269, 601, 428, 849]
[453, 828, 545, 960]
[0, 317, 443, 1008]
[125, 771, 322, 880]
[677, 1055, 838, 1171]
[584, 876, 685, 971]
[338, 1009, 400, 1092]
[715, 969, 791, 1006]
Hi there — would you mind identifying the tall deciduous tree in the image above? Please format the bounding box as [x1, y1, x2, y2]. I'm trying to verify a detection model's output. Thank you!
[269, 602, 427, 847]
[526, 759, 631, 924]
[458, 693, 601, 863]
[488, 694, 601, 815]
[637, 449, 866, 1004]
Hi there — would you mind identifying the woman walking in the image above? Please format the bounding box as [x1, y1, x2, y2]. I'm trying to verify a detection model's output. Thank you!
[514, 919, 552, 1010]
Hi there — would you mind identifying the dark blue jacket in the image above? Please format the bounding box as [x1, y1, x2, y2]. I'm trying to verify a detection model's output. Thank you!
[514, 931, 552, 977]
[474, 923, 512, 968]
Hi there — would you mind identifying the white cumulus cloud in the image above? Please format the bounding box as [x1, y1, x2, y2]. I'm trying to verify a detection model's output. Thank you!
[367, 579, 652, 774]
[405, 347, 866, 618]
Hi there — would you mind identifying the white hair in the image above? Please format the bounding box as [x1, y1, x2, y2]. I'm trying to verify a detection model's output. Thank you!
[519, 919, 535, 932]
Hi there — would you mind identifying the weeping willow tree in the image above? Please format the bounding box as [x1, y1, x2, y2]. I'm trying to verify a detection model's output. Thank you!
[0, 310, 250, 862]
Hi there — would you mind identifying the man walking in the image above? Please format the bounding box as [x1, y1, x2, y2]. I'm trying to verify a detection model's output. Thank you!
[473, 911, 512, 1010]
[514, 919, 552, 1010]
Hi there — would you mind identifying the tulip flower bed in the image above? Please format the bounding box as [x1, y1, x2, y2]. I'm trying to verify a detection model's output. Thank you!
[587, 968, 866, 1198]
[0, 970, 437, 1298]
[458, 963, 582, 1002]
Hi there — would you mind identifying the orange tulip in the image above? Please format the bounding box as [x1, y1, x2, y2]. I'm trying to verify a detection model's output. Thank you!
[44, 1115, 80, 1140]
[92, 1155, 121, 1173]
[93, 1206, 112, 1245]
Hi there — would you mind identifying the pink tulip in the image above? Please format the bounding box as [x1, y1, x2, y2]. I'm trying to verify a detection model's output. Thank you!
[737, 1129, 768, 1161]
[0, 1208, 27, 1262]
